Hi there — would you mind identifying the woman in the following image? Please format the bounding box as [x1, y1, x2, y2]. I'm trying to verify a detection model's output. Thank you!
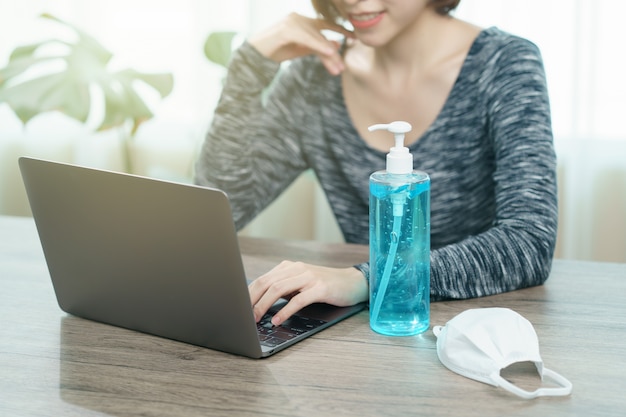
[194, 0, 558, 327]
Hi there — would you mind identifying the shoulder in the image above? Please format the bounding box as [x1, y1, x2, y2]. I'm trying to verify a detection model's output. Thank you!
[466, 27, 548, 99]
[471, 27, 545, 72]
[474, 27, 542, 56]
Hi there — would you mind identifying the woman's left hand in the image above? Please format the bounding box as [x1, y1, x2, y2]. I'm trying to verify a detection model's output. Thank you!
[248, 261, 368, 326]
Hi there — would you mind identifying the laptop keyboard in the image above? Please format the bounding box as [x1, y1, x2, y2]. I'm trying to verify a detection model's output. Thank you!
[257, 313, 327, 348]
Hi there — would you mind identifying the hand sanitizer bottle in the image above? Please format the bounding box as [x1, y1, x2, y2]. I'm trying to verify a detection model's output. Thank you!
[368, 121, 430, 336]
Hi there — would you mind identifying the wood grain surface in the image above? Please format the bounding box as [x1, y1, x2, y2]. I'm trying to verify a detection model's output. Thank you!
[1, 215, 625, 417]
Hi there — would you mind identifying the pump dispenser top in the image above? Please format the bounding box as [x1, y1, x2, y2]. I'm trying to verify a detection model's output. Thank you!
[368, 121, 413, 174]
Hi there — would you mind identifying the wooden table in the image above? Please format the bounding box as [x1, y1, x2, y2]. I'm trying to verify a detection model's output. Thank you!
[1, 215, 625, 416]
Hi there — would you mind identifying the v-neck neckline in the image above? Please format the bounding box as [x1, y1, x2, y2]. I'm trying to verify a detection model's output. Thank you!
[335, 28, 492, 156]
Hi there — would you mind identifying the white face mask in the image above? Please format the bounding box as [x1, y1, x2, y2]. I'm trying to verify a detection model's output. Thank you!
[433, 308, 572, 399]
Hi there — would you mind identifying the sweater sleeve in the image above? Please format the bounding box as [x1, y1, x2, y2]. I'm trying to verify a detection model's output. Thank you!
[429, 38, 558, 299]
[194, 42, 309, 230]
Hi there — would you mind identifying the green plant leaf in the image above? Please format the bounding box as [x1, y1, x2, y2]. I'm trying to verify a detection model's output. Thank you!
[9, 42, 49, 61]
[120, 70, 175, 98]
[98, 74, 151, 132]
[203, 31, 237, 68]
[0, 42, 61, 87]
[0, 72, 90, 124]
[41, 13, 113, 66]
[93, 69, 174, 133]
[0, 13, 173, 137]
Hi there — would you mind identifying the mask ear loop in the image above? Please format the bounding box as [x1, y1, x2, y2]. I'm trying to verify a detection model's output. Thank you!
[490, 367, 573, 399]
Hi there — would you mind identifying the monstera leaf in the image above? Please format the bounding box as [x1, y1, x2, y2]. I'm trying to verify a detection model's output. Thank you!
[203, 31, 238, 69]
[0, 13, 173, 136]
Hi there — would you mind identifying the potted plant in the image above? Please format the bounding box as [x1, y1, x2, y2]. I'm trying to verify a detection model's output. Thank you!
[0, 13, 174, 173]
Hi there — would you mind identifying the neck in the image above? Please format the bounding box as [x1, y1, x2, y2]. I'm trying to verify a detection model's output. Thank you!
[363, 9, 472, 79]
[343, 10, 481, 89]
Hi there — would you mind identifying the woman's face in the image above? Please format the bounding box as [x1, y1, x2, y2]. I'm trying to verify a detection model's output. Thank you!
[330, 0, 431, 47]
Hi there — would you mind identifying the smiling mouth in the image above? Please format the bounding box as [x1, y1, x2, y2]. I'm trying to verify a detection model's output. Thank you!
[349, 12, 385, 29]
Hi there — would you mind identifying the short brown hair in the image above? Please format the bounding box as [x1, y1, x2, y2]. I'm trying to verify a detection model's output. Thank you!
[311, 0, 461, 24]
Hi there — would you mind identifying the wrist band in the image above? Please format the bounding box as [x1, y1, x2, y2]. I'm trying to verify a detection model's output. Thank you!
[353, 262, 370, 285]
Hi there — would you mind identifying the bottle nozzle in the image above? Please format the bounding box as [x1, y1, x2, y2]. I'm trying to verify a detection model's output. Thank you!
[368, 121, 412, 149]
[368, 121, 413, 174]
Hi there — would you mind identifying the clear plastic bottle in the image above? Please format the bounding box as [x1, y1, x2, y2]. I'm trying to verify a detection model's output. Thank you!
[368, 122, 430, 336]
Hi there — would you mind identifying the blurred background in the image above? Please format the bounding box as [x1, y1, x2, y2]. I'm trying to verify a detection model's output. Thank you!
[1, 0, 624, 263]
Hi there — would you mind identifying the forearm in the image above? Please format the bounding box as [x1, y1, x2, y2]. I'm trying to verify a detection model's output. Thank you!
[430, 215, 556, 300]
[194, 42, 295, 229]
[195, 42, 279, 187]
[355, 214, 557, 301]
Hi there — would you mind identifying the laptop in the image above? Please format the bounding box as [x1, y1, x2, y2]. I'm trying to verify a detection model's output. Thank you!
[19, 157, 365, 358]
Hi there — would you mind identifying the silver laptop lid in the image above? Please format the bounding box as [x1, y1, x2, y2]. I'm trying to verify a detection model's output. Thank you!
[19, 157, 264, 358]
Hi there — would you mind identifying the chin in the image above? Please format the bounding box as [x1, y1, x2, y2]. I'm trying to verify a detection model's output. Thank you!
[354, 33, 388, 48]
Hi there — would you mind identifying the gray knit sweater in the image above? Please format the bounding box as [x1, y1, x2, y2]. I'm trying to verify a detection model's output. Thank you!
[194, 27, 558, 300]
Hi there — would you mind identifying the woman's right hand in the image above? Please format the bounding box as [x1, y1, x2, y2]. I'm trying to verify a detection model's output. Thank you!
[248, 13, 354, 75]
[248, 260, 368, 327]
